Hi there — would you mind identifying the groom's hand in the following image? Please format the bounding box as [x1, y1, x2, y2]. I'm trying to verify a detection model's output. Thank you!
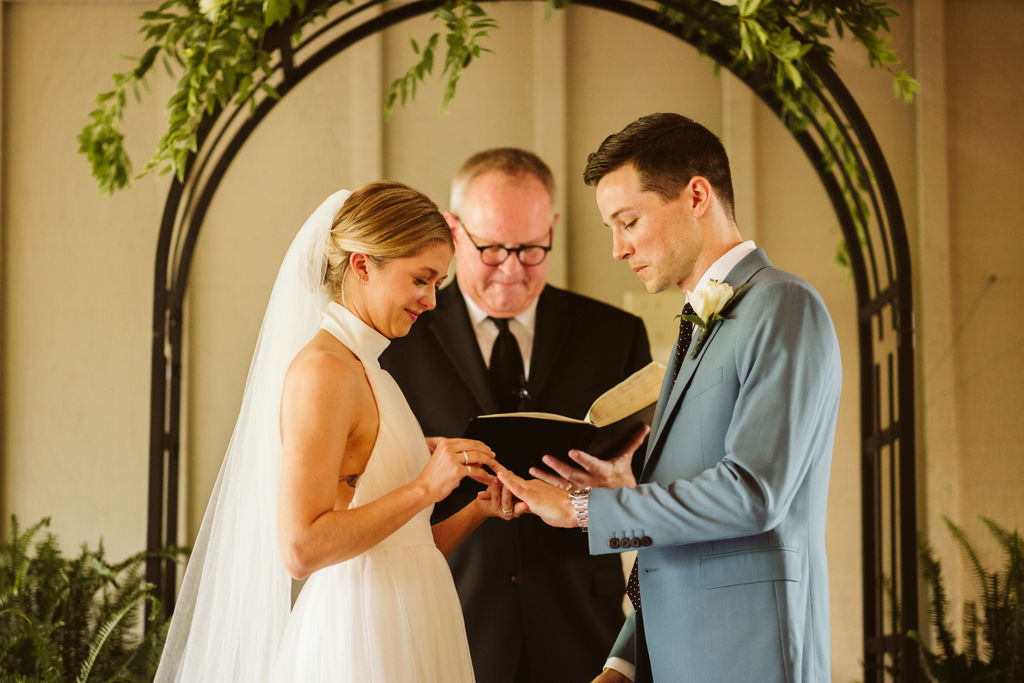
[493, 463, 577, 528]
[592, 668, 631, 683]
[530, 424, 649, 490]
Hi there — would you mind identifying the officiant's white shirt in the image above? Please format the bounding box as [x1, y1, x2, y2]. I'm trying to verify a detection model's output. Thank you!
[462, 292, 538, 376]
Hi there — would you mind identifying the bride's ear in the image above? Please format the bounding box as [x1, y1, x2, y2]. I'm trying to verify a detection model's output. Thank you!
[348, 252, 371, 284]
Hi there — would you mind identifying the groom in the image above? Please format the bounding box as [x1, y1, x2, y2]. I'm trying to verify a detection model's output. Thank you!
[499, 113, 842, 682]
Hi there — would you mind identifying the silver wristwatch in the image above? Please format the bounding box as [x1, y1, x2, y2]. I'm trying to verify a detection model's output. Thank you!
[569, 488, 592, 531]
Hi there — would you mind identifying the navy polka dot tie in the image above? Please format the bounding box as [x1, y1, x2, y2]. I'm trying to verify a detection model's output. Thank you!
[626, 559, 642, 612]
[671, 303, 695, 381]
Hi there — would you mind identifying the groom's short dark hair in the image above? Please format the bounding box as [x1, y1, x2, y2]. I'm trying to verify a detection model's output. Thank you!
[583, 113, 735, 219]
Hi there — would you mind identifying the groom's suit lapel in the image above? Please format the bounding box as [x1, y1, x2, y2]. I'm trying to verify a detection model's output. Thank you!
[427, 282, 500, 415]
[642, 249, 772, 477]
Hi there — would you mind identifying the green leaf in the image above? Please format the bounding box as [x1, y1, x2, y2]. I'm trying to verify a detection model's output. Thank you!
[74, 587, 149, 683]
[747, 19, 768, 45]
[259, 81, 280, 100]
[785, 62, 802, 89]
[264, 0, 288, 26]
[682, 313, 706, 330]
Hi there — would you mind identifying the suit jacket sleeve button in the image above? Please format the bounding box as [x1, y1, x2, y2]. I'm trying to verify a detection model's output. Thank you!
[629, 537, 641, 548]
[640, 536, 653, 546]
[609, 538, 620, 549]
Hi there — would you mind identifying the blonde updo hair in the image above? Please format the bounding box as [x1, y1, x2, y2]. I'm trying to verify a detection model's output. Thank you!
[323, 181, 453, 299]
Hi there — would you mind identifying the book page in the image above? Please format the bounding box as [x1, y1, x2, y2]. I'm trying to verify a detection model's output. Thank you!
[475, 411, 588, 425]
[584, 361, 666, 427]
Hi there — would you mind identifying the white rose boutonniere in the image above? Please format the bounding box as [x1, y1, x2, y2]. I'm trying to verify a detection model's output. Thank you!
[683, 279, 748, 359]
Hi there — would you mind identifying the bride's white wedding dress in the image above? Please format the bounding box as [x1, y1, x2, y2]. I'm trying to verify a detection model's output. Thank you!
[270, 301, 474, 682]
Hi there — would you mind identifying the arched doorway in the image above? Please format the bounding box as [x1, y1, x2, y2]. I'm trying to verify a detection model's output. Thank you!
[144, 2, 917, 679]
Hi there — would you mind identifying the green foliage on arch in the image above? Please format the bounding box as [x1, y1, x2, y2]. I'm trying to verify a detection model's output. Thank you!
[78, 0, 917, 235]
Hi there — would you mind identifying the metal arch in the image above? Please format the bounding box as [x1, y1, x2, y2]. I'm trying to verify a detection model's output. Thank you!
[146, 2, 918, 678]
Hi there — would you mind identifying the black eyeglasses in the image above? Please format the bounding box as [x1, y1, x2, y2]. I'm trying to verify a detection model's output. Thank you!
[454, 217, 552, 267]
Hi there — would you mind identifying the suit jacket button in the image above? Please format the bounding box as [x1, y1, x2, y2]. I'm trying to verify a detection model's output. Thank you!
[609, 538, 621, 549]
[640, 536, 653, 546]
[629, 537, 641, 548]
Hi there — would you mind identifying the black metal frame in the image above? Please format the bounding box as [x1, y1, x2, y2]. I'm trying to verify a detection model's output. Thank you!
[145, 2, 917, 678]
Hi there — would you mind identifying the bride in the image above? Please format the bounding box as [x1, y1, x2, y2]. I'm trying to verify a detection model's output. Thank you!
[156, 182, 515, 682]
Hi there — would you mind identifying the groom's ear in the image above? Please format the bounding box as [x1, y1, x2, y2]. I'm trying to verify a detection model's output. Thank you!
[688, 176, 713, 218]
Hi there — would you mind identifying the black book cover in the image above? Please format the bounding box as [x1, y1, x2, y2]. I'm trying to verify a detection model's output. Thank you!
[462, 401, 657, 478]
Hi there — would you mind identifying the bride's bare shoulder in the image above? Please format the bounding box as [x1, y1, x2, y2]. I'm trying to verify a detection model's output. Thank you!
[285, 330, 368, 395]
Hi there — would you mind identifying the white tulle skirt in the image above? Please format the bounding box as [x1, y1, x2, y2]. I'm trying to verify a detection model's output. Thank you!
[270, 540, 474, 682]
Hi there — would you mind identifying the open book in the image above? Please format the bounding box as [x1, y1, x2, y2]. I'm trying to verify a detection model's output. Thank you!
[462, 361, 665, 477]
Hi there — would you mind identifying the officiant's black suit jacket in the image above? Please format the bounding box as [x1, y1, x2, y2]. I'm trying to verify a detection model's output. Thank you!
[381, 281, 651, 683]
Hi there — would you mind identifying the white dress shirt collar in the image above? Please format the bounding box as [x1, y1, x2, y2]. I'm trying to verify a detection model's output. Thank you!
[461, 290, 539, 374]
[693, 240, 757, 292]
[462, 291, 538, 334]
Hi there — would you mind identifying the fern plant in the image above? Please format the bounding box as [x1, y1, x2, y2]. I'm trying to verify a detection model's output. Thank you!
[0, 516, 185, 682]
[911, 515, 1024, 682]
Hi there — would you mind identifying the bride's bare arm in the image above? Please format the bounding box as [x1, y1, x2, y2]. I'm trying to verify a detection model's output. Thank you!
[277, 350, 495, 579]
[431, 478, 519, 557]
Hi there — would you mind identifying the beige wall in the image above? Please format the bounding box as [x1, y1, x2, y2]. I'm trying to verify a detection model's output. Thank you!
[942, 0, 1024, 616]
[2, 1, 168, 563]
[2, 1, 1022, 680]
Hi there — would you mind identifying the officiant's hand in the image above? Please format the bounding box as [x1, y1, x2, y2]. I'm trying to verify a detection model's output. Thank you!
[493, 463, 576, 528]
[529, 424, 649, 490]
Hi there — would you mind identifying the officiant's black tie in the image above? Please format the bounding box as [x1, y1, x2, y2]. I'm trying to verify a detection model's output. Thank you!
[488, 317, 525, 412]
[671, 303, 695, 382]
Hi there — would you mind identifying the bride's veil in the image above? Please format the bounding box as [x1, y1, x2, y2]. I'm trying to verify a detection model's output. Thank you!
[155, 189, 352, 682]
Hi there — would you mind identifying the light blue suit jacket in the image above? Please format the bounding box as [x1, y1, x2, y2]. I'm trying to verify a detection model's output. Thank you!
[589, 249, 841, 682]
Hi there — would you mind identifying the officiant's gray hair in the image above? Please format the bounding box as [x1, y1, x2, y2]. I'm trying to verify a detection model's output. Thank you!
[449, 147, 556, 216]
[324, 181, 452, 299]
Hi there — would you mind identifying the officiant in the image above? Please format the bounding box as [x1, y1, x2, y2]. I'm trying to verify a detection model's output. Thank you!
[380, 147, 651, 683]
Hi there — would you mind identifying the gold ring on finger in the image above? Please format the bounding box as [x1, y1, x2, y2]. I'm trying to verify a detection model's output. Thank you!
[462, 451, 469, 465]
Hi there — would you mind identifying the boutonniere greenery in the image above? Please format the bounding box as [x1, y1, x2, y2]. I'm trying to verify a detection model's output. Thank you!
[682, 279, 748, 359]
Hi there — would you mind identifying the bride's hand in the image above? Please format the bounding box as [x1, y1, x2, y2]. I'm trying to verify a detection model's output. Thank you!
[474, 479, 522, 520]
[415, 438, 496, 503]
